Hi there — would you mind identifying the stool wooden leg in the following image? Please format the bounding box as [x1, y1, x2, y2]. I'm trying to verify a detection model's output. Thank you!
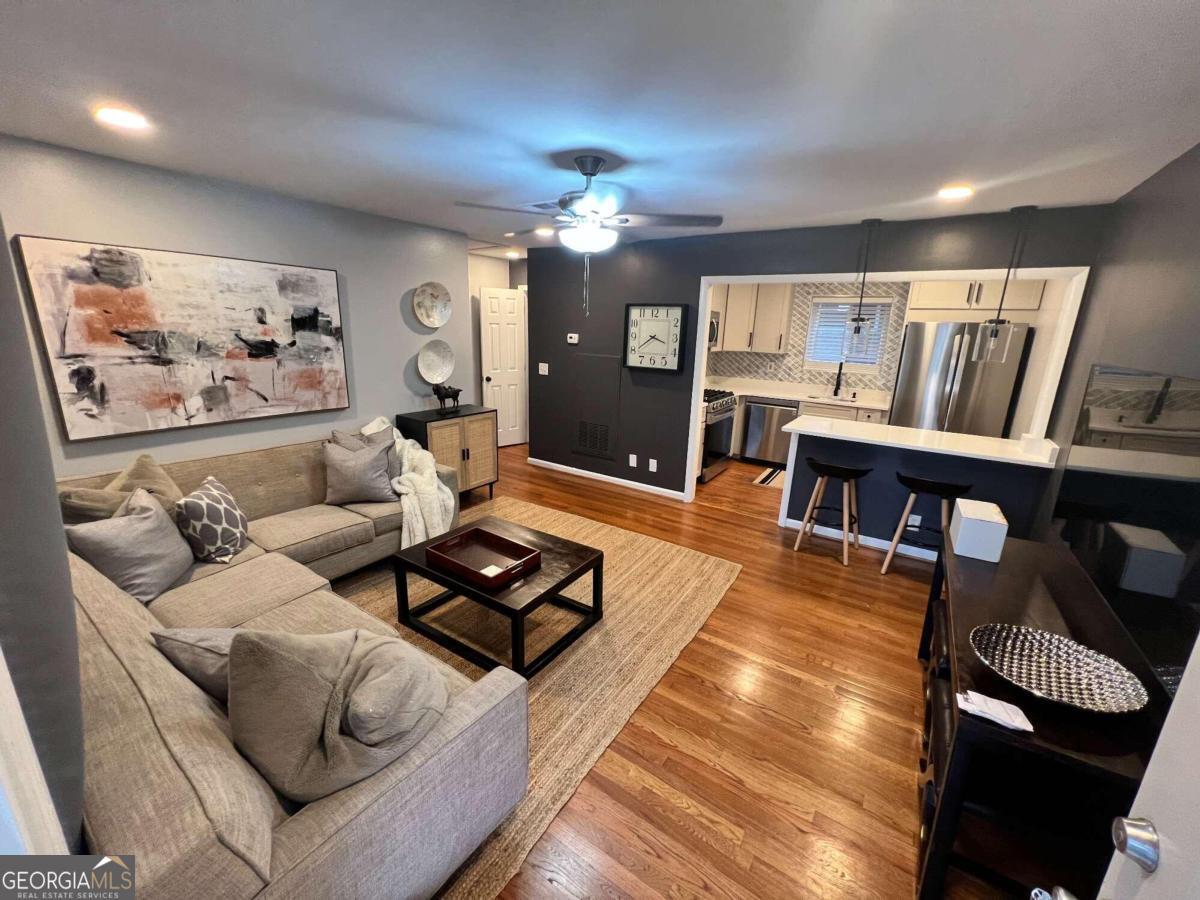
[941, 499, 951, 532]
[841, 480, 851, 566]
[806, 477, 828, 536]
[794, 476, 823, 550]
[850, 481, 861, 549]
[881, 492, 918, 575]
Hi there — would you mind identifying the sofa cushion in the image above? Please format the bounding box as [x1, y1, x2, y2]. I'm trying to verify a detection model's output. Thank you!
[66, 489, 194, 603]
[149, 552, 328, 629]
[342, 501, 404, 535]
[69, 553, 283, 888]
[247, 504, 374, 564]
[153, 628, 237, 702]
[168, 541, 266, 588]
[176, 477, 250, 563]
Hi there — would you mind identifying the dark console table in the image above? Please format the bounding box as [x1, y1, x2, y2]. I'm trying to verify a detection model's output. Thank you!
[917, 536, 1169, 898]
[396, 405, 498, 498]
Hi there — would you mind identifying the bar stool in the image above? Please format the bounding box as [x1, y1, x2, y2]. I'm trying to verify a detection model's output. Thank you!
[880, 473, 972, 574]
[793, 457, 873, 566]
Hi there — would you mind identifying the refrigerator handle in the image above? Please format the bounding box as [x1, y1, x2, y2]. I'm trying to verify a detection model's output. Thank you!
[943, 333, 972, 430]
[937, 333, 963, 430]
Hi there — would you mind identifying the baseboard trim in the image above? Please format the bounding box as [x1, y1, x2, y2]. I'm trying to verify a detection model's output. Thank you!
[527, 457, 688, 500]
[780, 517, 938, 563]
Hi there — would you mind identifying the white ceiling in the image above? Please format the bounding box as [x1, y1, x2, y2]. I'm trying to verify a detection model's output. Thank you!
[2, 1, 1199, 249]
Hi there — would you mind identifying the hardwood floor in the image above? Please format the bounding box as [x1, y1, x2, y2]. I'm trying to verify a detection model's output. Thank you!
[478, 447, 997, 899]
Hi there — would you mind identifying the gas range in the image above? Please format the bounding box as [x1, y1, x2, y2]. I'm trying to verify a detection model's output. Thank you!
[703, 388, 737, 415]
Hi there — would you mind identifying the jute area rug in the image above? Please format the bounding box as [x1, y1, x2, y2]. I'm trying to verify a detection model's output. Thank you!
[335, 496, 742, 898]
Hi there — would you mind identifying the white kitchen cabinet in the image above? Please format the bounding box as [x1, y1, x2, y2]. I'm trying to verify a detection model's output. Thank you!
[800, 401, 859, 420]
[750, 282, 792, 353]
[908, 279, 1044, 311]
[856, 408, 887, 423]
[907, 281, 976, 310]
[722, 283, 757, 351]
[708, 284, 728, 350]
[975, 279, 1045, 310]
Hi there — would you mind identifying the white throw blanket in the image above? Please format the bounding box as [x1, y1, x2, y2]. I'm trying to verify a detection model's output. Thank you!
[361, 416, 455, 548]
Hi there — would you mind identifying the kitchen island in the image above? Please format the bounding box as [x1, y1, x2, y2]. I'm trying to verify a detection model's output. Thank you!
[778, 415, 1058, 558]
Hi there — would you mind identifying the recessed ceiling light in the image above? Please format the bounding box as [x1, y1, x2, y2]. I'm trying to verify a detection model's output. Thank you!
[534, 226, 556, 238]
[93, 105, 151, 131]
[505, 250, 520, 260]
[503, 232, 516, 238]
[937, 184, 974, 200]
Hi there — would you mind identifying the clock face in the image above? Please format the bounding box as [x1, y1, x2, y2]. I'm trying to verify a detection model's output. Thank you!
[625, 305, 685, 371]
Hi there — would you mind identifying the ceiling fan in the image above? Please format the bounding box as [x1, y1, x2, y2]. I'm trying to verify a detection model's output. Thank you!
[456, 154, 723, 253]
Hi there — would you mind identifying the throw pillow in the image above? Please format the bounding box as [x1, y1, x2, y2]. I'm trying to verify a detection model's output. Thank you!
[228, 629, 448, 801]
[65, 488, 194, 603]
[176, 477, 249, 563]
[58, 486, 128, 524]
[324, 441, 397, 505]
[331, 428, 400, 480]
[106, 453, 184, 516]
[152, 628, 236, 702]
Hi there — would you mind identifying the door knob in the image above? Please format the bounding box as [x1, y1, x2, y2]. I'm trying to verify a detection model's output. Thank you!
[1112, 816, 1159, 873]
[485, 376, 492, 383]
[1030, 889, 1078, 900]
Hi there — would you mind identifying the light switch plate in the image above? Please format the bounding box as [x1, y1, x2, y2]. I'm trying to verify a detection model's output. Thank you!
[648, 458, 658, 472]
[537, 362, 549, 375]
[628, 453, 637, 468]
[908, 514, 922, 527]
[567, 333, 579, 344]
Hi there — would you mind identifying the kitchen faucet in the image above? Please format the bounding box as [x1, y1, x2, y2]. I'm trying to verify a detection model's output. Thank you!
[833, 361, 845, 397]
[1145, 376, 1172, 424]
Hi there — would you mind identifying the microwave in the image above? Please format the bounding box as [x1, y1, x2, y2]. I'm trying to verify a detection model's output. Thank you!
[707, 311, 721, 347]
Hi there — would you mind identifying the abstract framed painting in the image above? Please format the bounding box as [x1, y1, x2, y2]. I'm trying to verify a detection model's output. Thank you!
[15, 235, 350, 441]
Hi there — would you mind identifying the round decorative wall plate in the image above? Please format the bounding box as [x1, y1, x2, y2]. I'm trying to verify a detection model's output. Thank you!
[969, 623, 1149, 714]
[417, 339, 455, 384]
[413, 281, 452, 328]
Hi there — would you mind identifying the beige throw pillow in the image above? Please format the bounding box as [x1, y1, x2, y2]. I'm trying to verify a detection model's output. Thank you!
[58, 453, 183, 524]
[228, 629, 448, 801]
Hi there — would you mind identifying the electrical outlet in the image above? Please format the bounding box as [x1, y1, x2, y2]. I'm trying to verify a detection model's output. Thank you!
[648, 458, 658, 472]
[566, 333, 579, 344]
[908, 513, 922, 527]
[628, 453, 637, 468]
[537, 362, 549, 375]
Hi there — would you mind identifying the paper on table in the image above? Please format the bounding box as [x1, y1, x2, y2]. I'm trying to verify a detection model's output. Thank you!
[956, 690, 1034, 732]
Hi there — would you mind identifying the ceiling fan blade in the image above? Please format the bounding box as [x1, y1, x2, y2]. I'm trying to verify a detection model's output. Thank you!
[618, 212, 724, 227]
[454, 201, 557, 217]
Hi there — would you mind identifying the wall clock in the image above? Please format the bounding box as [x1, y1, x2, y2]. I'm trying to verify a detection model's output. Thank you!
[624, 304, 687, 372]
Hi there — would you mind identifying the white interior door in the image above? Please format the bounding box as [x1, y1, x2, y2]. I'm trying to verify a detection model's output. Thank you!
[479, 287, 527, 447]
[1098, 642, 1200, 898]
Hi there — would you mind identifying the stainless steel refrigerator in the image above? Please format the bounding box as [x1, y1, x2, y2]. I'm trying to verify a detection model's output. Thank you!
[888, 322, 1032, 437]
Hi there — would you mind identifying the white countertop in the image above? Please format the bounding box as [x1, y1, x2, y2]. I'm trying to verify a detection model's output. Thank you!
[1065, 445, 1200, 482]
[705, 376, 891, 411]
[782, 415, 1060, 468]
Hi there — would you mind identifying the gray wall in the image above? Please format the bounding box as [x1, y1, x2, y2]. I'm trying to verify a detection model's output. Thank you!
[528, 205, 1113, 493]
[0, 218, 82, 848]
[0, 135, 473, 477]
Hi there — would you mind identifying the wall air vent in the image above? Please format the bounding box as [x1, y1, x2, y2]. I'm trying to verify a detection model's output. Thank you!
[574, 420, 613, 459]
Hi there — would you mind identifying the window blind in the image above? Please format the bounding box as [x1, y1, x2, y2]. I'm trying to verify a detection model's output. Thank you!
[805, 300, 891, 366]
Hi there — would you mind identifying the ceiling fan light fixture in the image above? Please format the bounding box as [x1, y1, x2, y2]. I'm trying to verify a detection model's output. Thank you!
[534, 226, 556, 238]
[559, 223, 618, 253]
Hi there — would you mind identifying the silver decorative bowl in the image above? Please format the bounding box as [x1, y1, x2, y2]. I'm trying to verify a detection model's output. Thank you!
[413, 281, 452, 328]
[969, 623, 1149, 714]
[417, 339, 455, 384]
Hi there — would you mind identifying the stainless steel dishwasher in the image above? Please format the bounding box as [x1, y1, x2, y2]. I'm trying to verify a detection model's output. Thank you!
[742, 397, 799, 464]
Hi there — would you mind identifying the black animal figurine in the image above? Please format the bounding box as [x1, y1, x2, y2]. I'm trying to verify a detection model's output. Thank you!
[432, 383, 462, 410]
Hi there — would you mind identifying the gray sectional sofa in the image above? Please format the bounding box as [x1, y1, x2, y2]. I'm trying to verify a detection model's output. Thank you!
[58, 439, 529, 900]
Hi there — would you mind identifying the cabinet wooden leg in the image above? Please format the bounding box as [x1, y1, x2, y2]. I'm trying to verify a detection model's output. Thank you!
[882, 492, 918, 575]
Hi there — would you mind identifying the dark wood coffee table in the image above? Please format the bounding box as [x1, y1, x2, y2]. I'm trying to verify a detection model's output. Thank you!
[393, 516, 603, 677]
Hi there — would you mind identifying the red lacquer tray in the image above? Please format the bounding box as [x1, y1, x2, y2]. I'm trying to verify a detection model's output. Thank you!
[425, 527, 542, 590]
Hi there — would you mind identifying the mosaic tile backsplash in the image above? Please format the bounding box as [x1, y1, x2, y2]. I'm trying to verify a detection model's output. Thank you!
[707, 282, 910, 392]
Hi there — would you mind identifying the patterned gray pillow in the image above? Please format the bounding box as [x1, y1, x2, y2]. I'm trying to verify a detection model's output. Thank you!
[176, 477, 249, 563]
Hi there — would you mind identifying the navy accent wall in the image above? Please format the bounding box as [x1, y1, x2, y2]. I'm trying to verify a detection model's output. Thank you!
[528, 206, 1113, 493]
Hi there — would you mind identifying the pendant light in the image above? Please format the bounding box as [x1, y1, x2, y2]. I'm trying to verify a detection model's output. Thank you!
[844, 218, 882, 360]
[974, 205, 1037, 363]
